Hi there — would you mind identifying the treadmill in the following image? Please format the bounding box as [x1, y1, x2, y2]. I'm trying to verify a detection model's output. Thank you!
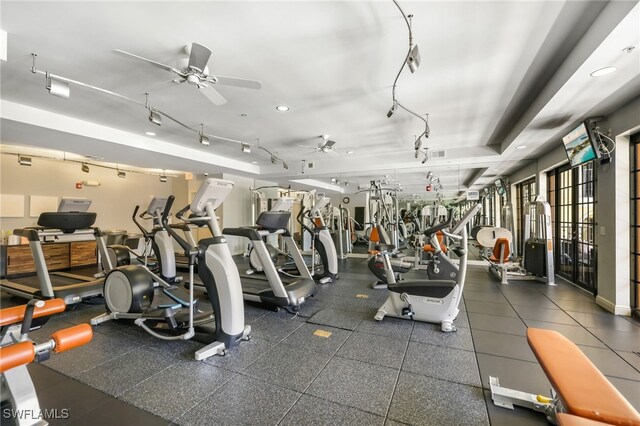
[0, 199, 112, 305]
[224, 211, 316, 310]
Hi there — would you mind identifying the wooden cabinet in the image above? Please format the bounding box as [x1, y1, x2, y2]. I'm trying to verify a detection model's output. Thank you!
[70, 241, 97, 267]
[0, 240, 97, 278]
[42, 244, 70, 272]
[5, 245, 35, 276]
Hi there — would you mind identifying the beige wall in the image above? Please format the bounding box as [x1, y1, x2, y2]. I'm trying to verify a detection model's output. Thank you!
[0, 153, 186, 235]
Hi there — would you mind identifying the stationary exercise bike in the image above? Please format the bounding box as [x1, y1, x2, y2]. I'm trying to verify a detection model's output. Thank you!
[374, 204, 482, 332]
[91, 179, 250, 360]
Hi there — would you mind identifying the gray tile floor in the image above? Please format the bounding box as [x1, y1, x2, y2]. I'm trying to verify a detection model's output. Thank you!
[2, 256, 639, 425]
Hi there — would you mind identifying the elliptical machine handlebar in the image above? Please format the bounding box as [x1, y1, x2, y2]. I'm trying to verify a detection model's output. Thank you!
[296, 207, 314, 235]
[161, 196, 195, 261]
[423, 211, 454, 238]
[175, 204, 190, 221]
[131, 205, 152, 238]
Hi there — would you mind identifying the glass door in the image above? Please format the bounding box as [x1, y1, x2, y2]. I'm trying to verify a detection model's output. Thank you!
[630, 133, 640, 314]
[548, 162, 597, 293]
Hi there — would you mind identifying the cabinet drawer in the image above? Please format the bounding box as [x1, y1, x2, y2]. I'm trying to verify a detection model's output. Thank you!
[70, 241, 97, 266]
[6, 245, 36, 275]
[42, 244, 70, 271]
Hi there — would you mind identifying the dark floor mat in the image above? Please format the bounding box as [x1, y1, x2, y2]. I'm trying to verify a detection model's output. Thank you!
[307, 308, 367, 331]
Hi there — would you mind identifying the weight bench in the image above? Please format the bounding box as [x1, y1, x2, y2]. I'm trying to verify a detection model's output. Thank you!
[490, 328, 640, 425]
[1, 299, 94, 426]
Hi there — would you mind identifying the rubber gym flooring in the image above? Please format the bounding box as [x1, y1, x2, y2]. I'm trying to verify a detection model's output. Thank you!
[2, 256, 639, 426]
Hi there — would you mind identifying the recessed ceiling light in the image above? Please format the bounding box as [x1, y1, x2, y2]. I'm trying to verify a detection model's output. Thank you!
[251, 161, 258, 164]
[590, 66, 616, 77]
[346, 151, 354, 154]
[275, 105, 289, 112]
[145, 131, 156, 136]
[516, 145, 526, 149]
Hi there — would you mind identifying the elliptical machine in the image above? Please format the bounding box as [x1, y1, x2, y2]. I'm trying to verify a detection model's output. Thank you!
[297, 192, 339, 284]
[374, 203, 482, 332]
[91, 179, 250, 360]
[129, 197, 179, 283]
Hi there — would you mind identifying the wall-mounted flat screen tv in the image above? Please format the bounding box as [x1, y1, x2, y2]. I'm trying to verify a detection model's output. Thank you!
[562, 122, 600, 168]
[495, 178, 506, 196]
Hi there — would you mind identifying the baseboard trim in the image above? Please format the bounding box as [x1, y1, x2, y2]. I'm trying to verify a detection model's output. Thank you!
[596, 295, 632, 316]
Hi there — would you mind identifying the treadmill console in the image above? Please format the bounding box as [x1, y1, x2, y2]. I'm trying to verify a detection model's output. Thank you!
[256, 211, 291, 232]
[58, 198, 91, 212]
[270, 197, 294, 212]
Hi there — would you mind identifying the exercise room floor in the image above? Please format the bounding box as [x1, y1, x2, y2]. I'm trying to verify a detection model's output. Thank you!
[2, 257, 639, 426]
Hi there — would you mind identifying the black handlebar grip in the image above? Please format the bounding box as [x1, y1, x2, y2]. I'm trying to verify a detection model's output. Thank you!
[21, 299, 44, 336]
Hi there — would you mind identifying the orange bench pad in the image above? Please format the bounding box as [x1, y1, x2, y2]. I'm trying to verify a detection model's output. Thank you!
[52, 324, 93, 353]
[489, 238, 510, 263]
[557, 413, 613, 426]
[0, 299, 66, 327]
[0, 341, 35, 373]
[527, 328, 640, 426]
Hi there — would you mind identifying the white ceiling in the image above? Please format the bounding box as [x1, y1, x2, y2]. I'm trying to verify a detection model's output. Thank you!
[1, 1, 639, 200]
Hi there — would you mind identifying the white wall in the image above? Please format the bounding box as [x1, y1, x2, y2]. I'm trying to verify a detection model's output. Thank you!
[0, 153, 186, 234]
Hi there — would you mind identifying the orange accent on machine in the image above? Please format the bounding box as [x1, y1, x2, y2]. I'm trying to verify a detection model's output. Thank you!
[0, 342, 36, 373]
[528, 328, 640, 426]
[0, 298, 66, 327]
[52, 324, 93, 353]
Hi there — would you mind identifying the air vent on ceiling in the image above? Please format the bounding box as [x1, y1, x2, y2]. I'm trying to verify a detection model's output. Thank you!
[430, 150, 446, 158]
[308, 162, 315, 169]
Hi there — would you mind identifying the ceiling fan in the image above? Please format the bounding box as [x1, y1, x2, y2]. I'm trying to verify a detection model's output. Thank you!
[298, 135, 338, 154]
[112, 42, 262, 106]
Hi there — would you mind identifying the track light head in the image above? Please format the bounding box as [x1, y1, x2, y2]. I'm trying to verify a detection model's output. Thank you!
[159, 174, 167, 183]
[414, 135, 423, 150]
[46, 76, 70, 98]
[283, 162, 288, 170]
[117, 170, 126, 178]
[407, 44, 421, 73]
[148, 110, 162, 126]
[18, 155, 32, 166]
[200, 134, 210, 146]
[414, 149, 419, 159]
[81, 163, 90, 173]
[387, 101, 398, 118]
[270, 155, 277, 164]
[241, 143, 251, 153]
[421, 156, 428, 164]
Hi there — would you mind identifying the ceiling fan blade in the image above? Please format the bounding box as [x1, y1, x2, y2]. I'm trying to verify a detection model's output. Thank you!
[215, 75, 263, 90]
[187, 43, 212, 73]
[112, 49, 182, 74]
[198, 85, 227, 106]
[324, 139, 337, 148]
